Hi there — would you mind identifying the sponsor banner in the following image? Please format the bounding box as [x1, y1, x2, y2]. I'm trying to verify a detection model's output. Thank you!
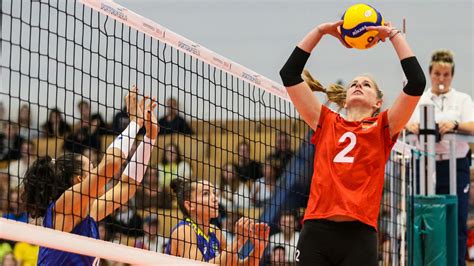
[80, 0, 289, 101]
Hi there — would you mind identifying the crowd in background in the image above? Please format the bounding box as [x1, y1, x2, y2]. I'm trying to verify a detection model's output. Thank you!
[0, 98, 301, 266]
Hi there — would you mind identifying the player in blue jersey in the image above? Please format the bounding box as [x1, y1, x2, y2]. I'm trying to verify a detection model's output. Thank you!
[21, 87, 159, 266]
[166, 178, 270, 265]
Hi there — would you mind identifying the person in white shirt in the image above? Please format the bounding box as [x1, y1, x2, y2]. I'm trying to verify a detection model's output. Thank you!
[1, 140, 36, 188]
[406, 50, 474, 266]
[269, 211, 300, 263]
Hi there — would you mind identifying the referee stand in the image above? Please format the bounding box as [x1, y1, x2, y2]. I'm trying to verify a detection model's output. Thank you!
[410, 104, 474, 266]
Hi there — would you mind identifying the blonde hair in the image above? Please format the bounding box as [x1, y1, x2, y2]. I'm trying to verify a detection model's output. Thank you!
[303, 69, 383, 114]
[430, 49, 454, 74]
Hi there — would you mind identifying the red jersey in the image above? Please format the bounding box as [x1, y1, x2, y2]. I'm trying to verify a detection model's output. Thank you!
[304, 105, 398, 229]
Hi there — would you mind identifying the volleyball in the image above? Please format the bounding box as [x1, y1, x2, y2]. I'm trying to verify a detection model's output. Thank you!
[340, 4, 384, 49]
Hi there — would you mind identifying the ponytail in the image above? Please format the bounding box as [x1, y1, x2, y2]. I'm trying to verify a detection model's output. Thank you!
[170, 178, 195, 218]
[303, 69, 347, 109]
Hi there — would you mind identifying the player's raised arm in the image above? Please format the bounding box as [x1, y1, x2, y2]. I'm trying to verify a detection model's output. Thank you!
[366, 22, 426, 137]
[280, 20, 349, 131]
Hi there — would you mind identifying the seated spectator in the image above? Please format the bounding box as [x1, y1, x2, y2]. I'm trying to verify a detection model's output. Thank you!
[0, 101, 6, 131]
[140, 214, 167, 253]
[251, 162, 277, 207]
[220, 213, 240, 248]
[270, 246, 287, 266]
[97, 222, 108, 242]
[2, 140, 36, 188]
[2, 251, 18, 266]
[136, 167, 171, 209]
[219, 163, 241, 211]
[158, 98, 193, 135]
[0, 173, 8, 214]
[64, 113, 104, 154]
[17, 103, 38, 139]
[41, 108, 71, 137]
[112, 106, 130, 134]
[269, 211, 300, 263]
[157, 143, 192, 204]
[82, 148, 99, 169]
[0, 123, 24, 161]
[13, 242, 38, 266]
[233, 180, 253, 209]
[2, 188, 28, 223]
[109, 204, 144, 238]
[73, 100, 91, 130]
[235, 141, 262, 181]
[266, 132, 294, 177]
[0, 243, 13, 263]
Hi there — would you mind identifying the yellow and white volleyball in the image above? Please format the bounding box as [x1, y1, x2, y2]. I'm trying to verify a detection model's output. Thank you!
[340, 4, 384, 50]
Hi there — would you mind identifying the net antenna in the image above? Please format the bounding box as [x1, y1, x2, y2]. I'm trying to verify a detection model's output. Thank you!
[400, 17, 407, 266]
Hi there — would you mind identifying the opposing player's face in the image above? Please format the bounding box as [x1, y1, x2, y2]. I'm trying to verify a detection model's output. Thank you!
[430, 64, 453, 94]
[191, 180, 219, 219]
[345, 76, 381, 111]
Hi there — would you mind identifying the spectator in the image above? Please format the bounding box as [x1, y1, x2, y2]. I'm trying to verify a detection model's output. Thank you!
[269, 211, 300, 263]
[157, 143, 192, 204]
[0, 173, 9, 214]
[219, 163, 241, 212]
[233, 180, 253, 209]
[109, 204, 144, 238]
[235, 141, 262, 181]
[270, 246, 287, 266]
[2, 252, 18, 266]
[406, 49, 474, 265]
[13, 242, 38, 266]
[0, 101, 6, 131]
[74, 100, 91, 130]
[220, 213, 240, 248]
[2, 188, 28, 223]
[251, 162, 277, 207]
[97, 222, 108, 241]
[41, 108, 71, 137]
[112, 109, 129, 134]
[64, 113, 104, 153]
[82, 148, 100, 169]
[158, 98, 193, 135]
[135, 167, 170, 209]
[140, 215, 167, 253]
[0, 123, 24, 161]
[17, 104, 38, 139]
[2, 140, 36, 188]
[266, 132, 294, 177]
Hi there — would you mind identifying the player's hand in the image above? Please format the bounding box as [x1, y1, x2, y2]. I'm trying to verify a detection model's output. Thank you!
[438, 121, 456, 135]
[317, 20, 352, 49]
[252, 223, 270, 245]
[405, 123, 420, 135]
[365, 21, 397, 48]
[234, 217, 253, 243]
[144, 97, 159, 140]
[125, 86, 147, 127]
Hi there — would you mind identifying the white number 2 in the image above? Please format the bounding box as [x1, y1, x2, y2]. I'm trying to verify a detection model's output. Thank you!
[333, 132, 357, 163]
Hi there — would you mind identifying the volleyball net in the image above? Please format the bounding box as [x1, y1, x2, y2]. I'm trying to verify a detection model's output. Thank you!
[1, 0, 415, 265]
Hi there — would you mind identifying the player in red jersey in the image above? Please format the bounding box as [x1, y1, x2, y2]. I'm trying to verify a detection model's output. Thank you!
[279, 20, 426, 265]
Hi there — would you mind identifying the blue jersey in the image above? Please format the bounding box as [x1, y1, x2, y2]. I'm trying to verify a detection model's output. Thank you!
[37, 202, 99, 266]
[165, 218, 221, 262]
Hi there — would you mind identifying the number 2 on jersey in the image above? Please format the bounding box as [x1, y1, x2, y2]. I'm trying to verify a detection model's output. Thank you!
[333, 132, 356, 163]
